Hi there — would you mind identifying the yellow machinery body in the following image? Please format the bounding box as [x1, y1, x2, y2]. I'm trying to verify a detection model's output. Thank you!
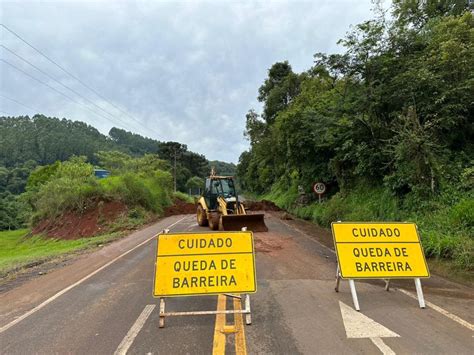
[196, 176, 267, 232]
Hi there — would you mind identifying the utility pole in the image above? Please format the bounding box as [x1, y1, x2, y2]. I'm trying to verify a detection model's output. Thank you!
[173, 148, 177, 192]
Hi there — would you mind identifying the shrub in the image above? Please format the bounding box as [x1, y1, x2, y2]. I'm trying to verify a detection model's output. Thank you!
[29, 155, 175, 224]
[100, 171, 173, 214]
[173, 191, 194, 203]
[449, 199, 474, 228]
[263, 182, 473, 271]
[31, 158, 102, 221]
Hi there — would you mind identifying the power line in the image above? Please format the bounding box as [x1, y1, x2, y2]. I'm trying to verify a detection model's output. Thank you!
[0, 23, 164, 140]
[0, 93, 41, 112]
[0, 58, 129, 127]
[0, 44, 135, 129]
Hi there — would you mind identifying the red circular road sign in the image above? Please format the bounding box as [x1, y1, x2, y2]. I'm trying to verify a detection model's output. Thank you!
[313, 182, 326, 195]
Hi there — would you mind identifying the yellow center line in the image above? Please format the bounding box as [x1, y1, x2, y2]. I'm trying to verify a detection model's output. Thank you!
[212, 295, 227, 354]
[233, 297, 248, 355]
[212, 295, 248, 355]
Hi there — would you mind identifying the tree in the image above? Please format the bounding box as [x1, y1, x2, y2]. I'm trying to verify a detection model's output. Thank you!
[186, 176, 204, 192]
[257, 61, 302, 125]
[109, 127, 160, 155]
[96, 151, 132, 173]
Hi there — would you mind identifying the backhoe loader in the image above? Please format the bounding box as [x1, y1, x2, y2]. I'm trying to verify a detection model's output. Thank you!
[196, 174, 267, 232]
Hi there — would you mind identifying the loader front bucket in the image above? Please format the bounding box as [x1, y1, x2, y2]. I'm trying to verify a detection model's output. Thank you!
[219, 214, 268, 232]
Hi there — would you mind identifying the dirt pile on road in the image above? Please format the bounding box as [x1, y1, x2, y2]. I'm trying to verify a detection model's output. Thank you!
[32, 201, 127, 240]
[246, 199, 282, 211]
[164, 199, 196, 216]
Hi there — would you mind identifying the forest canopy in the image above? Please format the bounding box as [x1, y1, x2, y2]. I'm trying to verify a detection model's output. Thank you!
[238, 1, 473, 197]
[0, 115, 234, 229]
[237, 0, 473, 270]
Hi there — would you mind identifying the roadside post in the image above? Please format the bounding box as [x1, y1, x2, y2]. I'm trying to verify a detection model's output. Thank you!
[153, 229, 256, 327]
[332, 222, 430, 311]
[313, 182, 326, 203]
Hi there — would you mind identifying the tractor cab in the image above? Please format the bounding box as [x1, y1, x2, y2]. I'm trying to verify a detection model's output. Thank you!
[204, 176, 237, 210]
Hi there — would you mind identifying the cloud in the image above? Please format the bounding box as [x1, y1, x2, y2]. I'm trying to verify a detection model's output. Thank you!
[0, 0, 375, 162]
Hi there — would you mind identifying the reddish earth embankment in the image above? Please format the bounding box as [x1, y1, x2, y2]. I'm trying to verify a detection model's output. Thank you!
[164, 199, 196, 216]
[33, 198, 197, 239]
[31, 198, 277, 240]
[32, 201, 128, 240]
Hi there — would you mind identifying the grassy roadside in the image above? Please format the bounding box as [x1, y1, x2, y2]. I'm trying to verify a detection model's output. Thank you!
[256, 182, 473, 284]
[0, 229, 125, 277]
[427, 258, 473, 287]
[0, 193, 192, 278]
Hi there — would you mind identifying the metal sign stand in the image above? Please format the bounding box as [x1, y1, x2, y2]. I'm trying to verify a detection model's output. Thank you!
[157, 228, 252, 328]
[334, 262, 426, 311]
[335, 264, 360, 311]
[159, 294, 251, 328]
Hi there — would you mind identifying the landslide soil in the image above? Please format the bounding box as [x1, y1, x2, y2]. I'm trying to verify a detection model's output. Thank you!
[164, 198, 196, 216]
[246, 199, 282, 212]
[161, 198, 282, 217]
[33, 198, 198, 239]
[32, 201, 128, 239]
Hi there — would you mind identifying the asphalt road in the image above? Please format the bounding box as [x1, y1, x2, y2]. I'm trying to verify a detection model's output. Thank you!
[0, 213, 472, 354]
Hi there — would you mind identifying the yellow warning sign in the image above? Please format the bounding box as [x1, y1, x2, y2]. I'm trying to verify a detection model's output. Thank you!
[153, 232, 256, 297]
[332, 222, 429, 279]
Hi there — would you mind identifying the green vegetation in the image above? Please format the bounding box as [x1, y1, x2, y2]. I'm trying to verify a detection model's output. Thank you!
[0, 115, 224, 193]
[0, 152, 177, 275]
[185, 176, 204, 194]
[24, 154, 173, 224]
[0, 229, 123, 275]
[265, 184, 472, 270]
[173, 191, 195, 203]
[208, 160, 237, 176]
[0, 115, 206, 175]
[239, 1, 473, 270]
[0, 116, 234, 231]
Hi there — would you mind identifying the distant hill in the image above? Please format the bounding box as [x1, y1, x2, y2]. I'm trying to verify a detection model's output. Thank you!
[0, 114, 234, 194]
[1, 115, 115, 167]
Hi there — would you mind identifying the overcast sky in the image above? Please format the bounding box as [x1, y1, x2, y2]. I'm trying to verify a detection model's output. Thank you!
[1, 0, 379, 163]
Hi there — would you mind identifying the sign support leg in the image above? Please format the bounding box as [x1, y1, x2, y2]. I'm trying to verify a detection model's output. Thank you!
[348, 279, 360, 311]
[385, 279, 391, 291]
[414, 278, 425, 309]
[159, 298, 166, 328]
[244, 294, 252, 325]
[335, 264, 341, 292]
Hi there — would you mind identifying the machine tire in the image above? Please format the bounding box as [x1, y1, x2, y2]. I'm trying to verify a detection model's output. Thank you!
[208, 213, 220, 230]
[197, 204, 208, 226]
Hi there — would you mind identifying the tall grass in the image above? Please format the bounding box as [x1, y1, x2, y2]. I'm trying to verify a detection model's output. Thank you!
[99, 170, 173, 214]
[28, 158, 174, 223]
[0, 229, 123, 275]
[172, 191, 194, 203]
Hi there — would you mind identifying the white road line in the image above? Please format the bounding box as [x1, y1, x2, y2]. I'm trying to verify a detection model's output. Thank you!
[370, 337, 396, 355]
[339, 301, 400, 338]
[339, 301, 398, 354]
[396, 288, 474, 331]
[114, 305, 155, 355]
[0, 216, 187, 334]
[186, 222, 198, 231]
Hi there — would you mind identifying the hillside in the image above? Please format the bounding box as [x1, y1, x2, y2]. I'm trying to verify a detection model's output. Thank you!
[0, 114, 231, 230]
